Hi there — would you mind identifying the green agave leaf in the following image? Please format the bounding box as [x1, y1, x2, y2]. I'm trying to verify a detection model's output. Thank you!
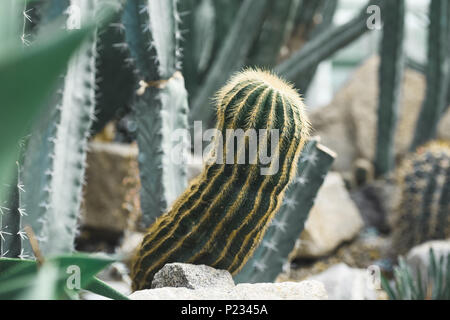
[0, 254, 118, 300]
[0, 258, 38, 299]
[46, 253, 115, 296]
[21, 261, 61, 300]
[84, 277, 130, 300]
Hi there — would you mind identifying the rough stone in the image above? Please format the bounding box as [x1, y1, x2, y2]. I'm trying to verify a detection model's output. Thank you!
[290, 172, 364, 258]
[307, 263, 386, 300]
[151, 263, 235, 290]
[130, 280, 328, 300]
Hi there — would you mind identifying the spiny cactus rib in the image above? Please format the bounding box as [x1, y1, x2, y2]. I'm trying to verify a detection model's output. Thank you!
[190, 0, 270, 124]
[91, 13, 136, 134]
[123, 0, 189, 228]
[22, 0, 100, 256]
[410, 0, 450, 150]
[375, 0, 405, 177]
[235, 139, 336, 283]
[275, 0, 385, 82]
[391, 141, 450, 256]
[131, 69, 310, 290]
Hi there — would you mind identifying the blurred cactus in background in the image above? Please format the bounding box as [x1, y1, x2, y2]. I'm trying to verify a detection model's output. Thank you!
[375, 0, 405, 177]
[410, 0, 450, 151]
[390, 141, 450, 256]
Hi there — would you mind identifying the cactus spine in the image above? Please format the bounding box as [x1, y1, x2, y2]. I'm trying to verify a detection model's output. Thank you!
[375, 0, 405, 177]
[21, 0, 103, 256]
[131, 69, 310, 290]
[410, 0, 450, 150]
[391, 141, 450, 256]
[122, 0, 189, 228]
[235, 139, 336, 283]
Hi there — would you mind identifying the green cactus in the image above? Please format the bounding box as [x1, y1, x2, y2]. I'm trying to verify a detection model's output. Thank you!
[21, 0, 117, 256]
[293, 0, 326, 37]
[410, 0, 450, 150]
[275, 0, 385, 83]
[375, 0, 406, 177]
[293, 0, 339, 93]
[234, 139, 336, 283]
[179, 0, 216, 97]
[247, 0, 301, 68]
[0, 160, 26, 259]
[190, 0, 271, 125]
[130, 69, 311, 290]
[91, 13, 136, 134]
[391, 141, 450, 256]
[122, 0, 190, 229]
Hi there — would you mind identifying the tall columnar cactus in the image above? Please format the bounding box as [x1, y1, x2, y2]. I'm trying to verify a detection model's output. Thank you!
[375, 0, 405, 177]
[131, 69, 311, 290]
[391, 141, 450, 256]
[275, 0, 384, 82]
[190, 0, 271, 125]
[235, 139, 336, 283]
[247, 0, 301, 68]
[21, 0, 110, 256]
[410, 0, 450, 150]
[122, 0, 189, 229]
[293, 0, 338, 93]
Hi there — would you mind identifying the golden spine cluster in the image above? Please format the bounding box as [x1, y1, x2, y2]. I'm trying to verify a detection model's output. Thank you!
[131, 69, 310, 290]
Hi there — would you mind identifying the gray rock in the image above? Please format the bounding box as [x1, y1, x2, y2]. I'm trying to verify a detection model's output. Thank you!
[151, 263, 235, 290]
[290, 172, 364, 259]
[130, 281, 328, 300]
[308, 263, 384, 300]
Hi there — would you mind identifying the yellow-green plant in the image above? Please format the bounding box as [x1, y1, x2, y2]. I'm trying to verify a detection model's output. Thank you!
[131, 69, 310, 290]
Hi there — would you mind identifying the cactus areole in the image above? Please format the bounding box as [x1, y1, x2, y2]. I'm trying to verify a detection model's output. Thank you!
[131, 69, 310, 290]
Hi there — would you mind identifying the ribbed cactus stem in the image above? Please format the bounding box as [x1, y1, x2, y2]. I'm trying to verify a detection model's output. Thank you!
[131, 69, 310, 290]
[234, 139, 336, 283]
[0, 161, 25, 258]
[375, 0, 405, 177]
[22, 0, 100, 256]
[123, 0, 189, 228]
[391, 141, 450, 256]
